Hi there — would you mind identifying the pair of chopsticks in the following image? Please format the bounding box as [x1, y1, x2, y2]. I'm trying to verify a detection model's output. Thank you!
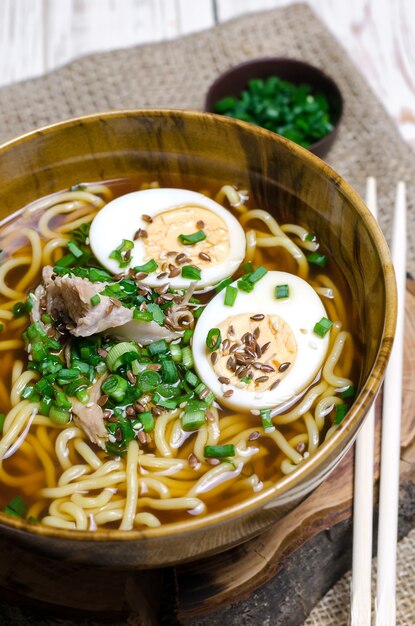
[351, 178, 406, 626]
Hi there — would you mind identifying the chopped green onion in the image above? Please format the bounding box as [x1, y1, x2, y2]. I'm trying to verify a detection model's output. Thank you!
[90, 294, 101, 306]
[28, 516, 39, 524]
[133, 259, 158, 274]
[55, 253, 76, 268]
[88, 268, 113, 282]
[248, 265, 268, 283]
[55, 391, 72, 409]
[182, 329, 193, 345]
[340, 385, 355, 399]
[204, 444, 235, 458]
[106, 342, 139, 371]
[260, 408, 274, 431]
[242, 262, 254, 274]
[57, 368, 80, 383]
[313, 317, 333, 337]
[0, 323, 3, 333]
[161, 359, 178, 384]
[178, 231, 207, 245]
[101, 375, 128, 402]
[182, 410, 206, 431]
[140, 411, 155, 433]
[109, 239, 134, 268]
[34, 378, 55, 398]
[275, 284, 289, 299]
[185, 371, 199, 387]
[0, 413, 5, 433]
[12, 302, 26, 318]
[2, 495, 27, 518]
[170, 343, 182, 363]
[334, 403, 348, 424]
[25, 293, 36, 313]
[133, 309, 153, 322]
[21, 385, 35, 399]
[148, 340, 168, 357]
[308, 252, 327, 267]
[305, 233, 316, 242]
[147, 303, 164, 325]
[181, 346, 194, 369]
[154, 397, 177, 410]
[237, 278, 255, 293]
[181, 265, 201, 280]
[137, 370, 161, 392]
[49, 406, 71, 425]
[41, 314, 52, 324]
[39, 396, 52, 416]
[75, 388, 89, 403]
[224, 285, 238, 307]
[206, 328, 221, 352]
[67, 240, 84, 258]
[215, 277, 233, 293]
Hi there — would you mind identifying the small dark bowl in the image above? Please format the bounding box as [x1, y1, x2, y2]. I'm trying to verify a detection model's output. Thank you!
[205, 57, 344, 158]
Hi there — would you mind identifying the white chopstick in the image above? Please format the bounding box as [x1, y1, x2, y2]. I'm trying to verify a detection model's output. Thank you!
[350, 177, 377, 626]
[376, 181, 407, 626]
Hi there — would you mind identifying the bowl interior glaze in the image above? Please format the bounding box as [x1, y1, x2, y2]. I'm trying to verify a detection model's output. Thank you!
[0, 110, 395, 567]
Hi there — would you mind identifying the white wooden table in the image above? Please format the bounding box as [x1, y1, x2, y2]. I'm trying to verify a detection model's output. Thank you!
[0, 0, 414, 150]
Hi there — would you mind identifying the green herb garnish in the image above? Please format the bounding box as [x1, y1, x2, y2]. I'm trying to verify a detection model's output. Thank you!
[275, 284, 289, 299]
[206, 328, 221, 352]
[313, 317, 332, 337]
[178, 231, 207, 245]
[214, 76, 333, 148]
[308, 252, 327, 267]
[181, 265, 202, 280]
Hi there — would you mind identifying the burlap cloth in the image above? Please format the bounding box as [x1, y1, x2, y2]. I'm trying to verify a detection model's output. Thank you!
[0, 3, 413, 625]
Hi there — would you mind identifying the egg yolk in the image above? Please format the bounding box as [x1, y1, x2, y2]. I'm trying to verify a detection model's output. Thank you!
[144, 204, 229, 268]
[211, 313, 297, 393]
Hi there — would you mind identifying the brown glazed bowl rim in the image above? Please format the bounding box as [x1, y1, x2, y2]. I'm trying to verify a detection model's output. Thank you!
[204, 56, 344, 156]
[0, 109, 396, 543]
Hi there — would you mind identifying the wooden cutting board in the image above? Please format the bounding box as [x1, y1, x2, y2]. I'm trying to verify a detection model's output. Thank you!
[0, 283, 414, 626]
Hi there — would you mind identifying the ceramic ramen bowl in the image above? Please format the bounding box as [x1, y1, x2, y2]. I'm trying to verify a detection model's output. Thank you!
[0, 110, 396, 568]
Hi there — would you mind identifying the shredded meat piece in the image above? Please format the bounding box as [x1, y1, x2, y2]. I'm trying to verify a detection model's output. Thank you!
[71, 377, 108, 449]
[41, 266, 132, 336]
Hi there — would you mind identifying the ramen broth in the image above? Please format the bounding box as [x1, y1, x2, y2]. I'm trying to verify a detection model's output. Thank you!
[0, 178, 360, 530]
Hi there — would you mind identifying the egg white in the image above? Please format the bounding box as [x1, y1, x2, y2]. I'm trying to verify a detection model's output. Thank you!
[192, 270, 330, 412]
[89, 188, 246, 291]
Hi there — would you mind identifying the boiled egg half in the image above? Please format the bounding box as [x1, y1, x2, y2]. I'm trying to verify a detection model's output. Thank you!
[192, 270, 330, 412]
[89, 188, 246, 291]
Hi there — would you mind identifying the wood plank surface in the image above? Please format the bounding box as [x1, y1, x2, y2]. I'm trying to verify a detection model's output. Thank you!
[0, 1, 414, 149]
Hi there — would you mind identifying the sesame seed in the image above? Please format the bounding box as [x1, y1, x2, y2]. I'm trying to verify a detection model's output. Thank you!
[261, 341, 271, 355]
[142, 214, 153, 223]
[270, 379, 281, 390]
[206, 410, 215, 421]
[175, 253, 189, 264]
[126, 406, 136, 417]
[196, 220, 205, 229]
[168, 267, 180, 278]
[199, 252, 211, 261]
[279, 362, 291, 372]
[255, 375, 269, 383]
[97, 395, 109, 407]
[250, 314, 265, 321]
[222, 339, 230, 352]
[135, 272, 148, 281]
[167, 250, 178, 257]
[127, 370, 137, 384]
[227, 356, 236, 370]
[154, 283, 169, 295]
[248, 431, 260, 441]
[134, 228, 148, 239]
[157, 272, 168, 280]
[199, 388, 210, 400]
[110, 298, 122, 307]
[138, 430, 147, 444]
[223, 389, 234, 397]
[211, 352, 218, 365]
[218, 376, 230, 384]
[296, 442, 306, 453]
[260, 364, 275, 373]
[253, 326, 260, 340]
